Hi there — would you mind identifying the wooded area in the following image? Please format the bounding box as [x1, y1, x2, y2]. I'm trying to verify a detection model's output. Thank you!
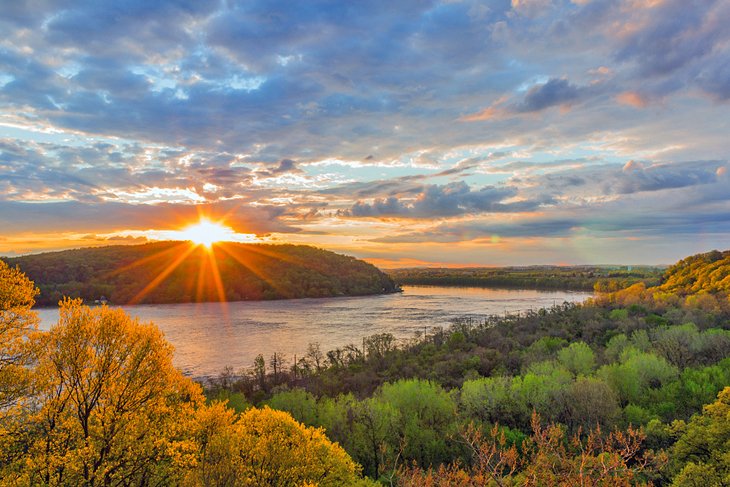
[3, 241, 398, 306]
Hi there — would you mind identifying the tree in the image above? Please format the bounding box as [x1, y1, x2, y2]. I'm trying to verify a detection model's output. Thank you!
[2, 298, 204, 486]
[522, 413, 663, 486]
[373, 379, 457, 469]
[267, 387, 320, 426]
[190, 405, 371, 486]
[269, 352, 286, 385]
[306, 342, 325, 372]
[670, 387, 730, 486]
[557, 341, 595, 377]
[0, 260, 39, 412]
[461, 376, 520, 425]
[253, 353, 267, 392]
[556, 377, 621, 432]
[598, 350, 678, 407]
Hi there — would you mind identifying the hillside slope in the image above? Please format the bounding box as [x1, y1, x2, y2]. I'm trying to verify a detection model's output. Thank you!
[3, 242, 398, 306]
[655, 249, 730, 295]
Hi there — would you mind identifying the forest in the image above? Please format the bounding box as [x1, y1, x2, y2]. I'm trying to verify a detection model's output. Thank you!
[2, 241, 398, 306]
[387, 265, 664, 292]
[1, 250, 729, 485]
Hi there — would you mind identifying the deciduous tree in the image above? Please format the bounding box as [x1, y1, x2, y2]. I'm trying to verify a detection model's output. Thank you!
[190, 405, 371, 486]
[3, 298, 203, 486]
[0, 260, 39, 412]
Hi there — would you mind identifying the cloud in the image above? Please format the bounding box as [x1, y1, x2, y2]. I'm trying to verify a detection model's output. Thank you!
[463, 78, 597, 121]
[696, 57, 730, 100]
[614, 0, 724, 77]
[372, 178, 730, 244]
[616, 91, 650, 108]
[344, 181, 546, 218]
[256, 159, 303, 178]
[1, 0, 728, 165]
[0, 200, 300, 236]
[515, 160, 727, 201]
[516, 78, 582, 112]
[511, 0, 554, 18]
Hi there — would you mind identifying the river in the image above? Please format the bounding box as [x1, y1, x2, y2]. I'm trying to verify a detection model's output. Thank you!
[36, 285, 590, 379]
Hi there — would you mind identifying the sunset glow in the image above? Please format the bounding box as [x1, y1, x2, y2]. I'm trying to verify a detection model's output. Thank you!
[178, 219, 236, 248]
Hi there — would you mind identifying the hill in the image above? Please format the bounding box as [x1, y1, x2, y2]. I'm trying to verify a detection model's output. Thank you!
[2, 241, 399, 306]
[654, 249, 730, 295]
[599, 249, 730, 312]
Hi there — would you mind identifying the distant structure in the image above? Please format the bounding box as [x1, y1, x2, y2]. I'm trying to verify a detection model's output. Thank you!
[93, 296, 109, 305]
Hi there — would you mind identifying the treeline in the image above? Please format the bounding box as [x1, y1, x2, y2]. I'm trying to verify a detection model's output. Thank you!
[387, 265, 663, 292]
[3, 241, 398, 306]
[205, 250, 730, 484]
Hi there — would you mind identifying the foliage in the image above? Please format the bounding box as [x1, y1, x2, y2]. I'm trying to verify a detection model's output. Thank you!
[375, 379, 458, 469]
[658, 250, 730, 295]
[188, 404, 370, 487]
[3, 241, 398, 305]
[1, 298, 204, 486]
[265, 380, 458, 480]
[0, 260, 39, 413]
[669, 387, 730, 486]
[557, 341, 595, 377]
[398, 413, 665, 486]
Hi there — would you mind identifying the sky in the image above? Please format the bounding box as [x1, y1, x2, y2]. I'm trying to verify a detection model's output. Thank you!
[1, 0, 729, 267]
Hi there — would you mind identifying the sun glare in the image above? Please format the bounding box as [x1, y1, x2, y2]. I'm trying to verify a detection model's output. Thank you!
[179, 219, 236, 248]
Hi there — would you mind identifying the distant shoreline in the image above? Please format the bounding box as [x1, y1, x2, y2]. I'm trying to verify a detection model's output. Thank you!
[386, 265, 664, 293]
[31, 286, 403, 309]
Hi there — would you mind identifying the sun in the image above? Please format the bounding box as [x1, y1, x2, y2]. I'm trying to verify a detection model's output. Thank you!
[179, 218, 236, 248]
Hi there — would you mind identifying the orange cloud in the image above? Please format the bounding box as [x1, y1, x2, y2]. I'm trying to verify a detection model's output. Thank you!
[617, 91, 650, 108]
[460, 95, 509, 121]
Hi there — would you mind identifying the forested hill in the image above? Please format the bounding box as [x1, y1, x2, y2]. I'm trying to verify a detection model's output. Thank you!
[3, 242, 398, 306]
[654, 249, 730, 295]
[599, 249, 730, 309]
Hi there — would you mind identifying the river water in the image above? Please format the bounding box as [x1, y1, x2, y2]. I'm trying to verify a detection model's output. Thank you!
[36, 286, 590, 379]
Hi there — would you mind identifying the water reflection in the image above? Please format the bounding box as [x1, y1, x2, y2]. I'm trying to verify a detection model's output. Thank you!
[36, 286, 590, 378]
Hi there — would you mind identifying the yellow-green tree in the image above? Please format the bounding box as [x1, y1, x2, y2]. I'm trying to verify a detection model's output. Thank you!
[3, 298, 204, 486]
[0, 260, 39, 412]
[671, 387, 730, 486]
[189, 404, 372, 486]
